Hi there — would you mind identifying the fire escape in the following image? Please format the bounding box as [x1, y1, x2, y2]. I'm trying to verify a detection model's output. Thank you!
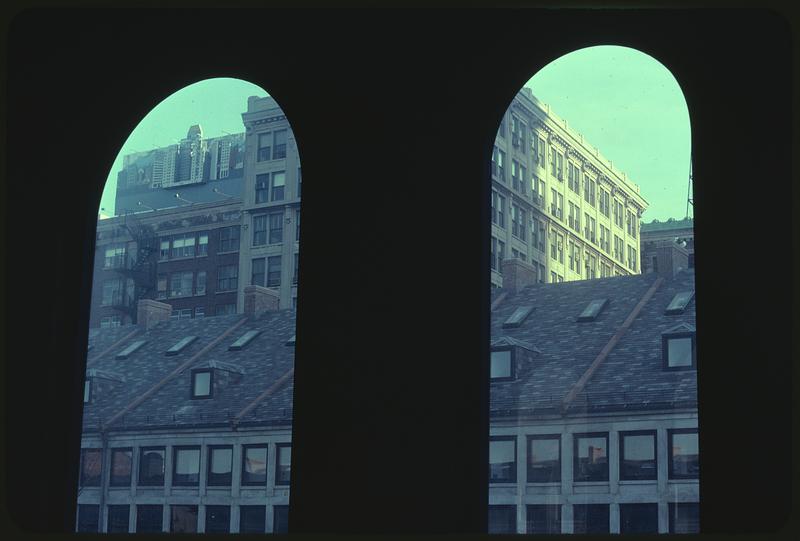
[110, 211, 158, 324]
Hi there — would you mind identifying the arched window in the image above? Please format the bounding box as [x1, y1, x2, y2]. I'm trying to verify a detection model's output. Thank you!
[79, 78, 301, 534]
[488, 47, 698, 535]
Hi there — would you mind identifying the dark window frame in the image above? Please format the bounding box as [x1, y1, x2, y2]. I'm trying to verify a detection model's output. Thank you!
[573, 432, 609, 482]
[489, 435, 517, 484]
[206, 445, 233, 487]
[170, 504, 198, 533]
[204, 505, 231, 534]
[79, 448, 102, 487]
[525, 504, 561, 534]
[275, 442, 292, 486]
[668, 428, 699, 480]
[106, 504, 130, 533]
[489, 346, 515, 382]
[669, 502, 700, 533]
[488, 505, 517, 534]
[241, 444, 269, 486]
[619, 430, 657, 481]
[572, 503, 610, 534]
[135, 504, 163, 533]
[109, 447, 133, 487]
[171, 445, 201, 487]
[191, 368, 214, 399]
[273, 504, 289, 534]
[239, 505, 266, 534]
[619, 503, 659, 534]
[77, 504, 100, 533]
[662, 332, 697, 370]
[137, 446, 166, 487]
[527, 434, 561, 483]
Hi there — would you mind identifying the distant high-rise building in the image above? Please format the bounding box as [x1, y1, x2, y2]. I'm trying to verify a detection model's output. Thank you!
[491, 88, 648, 287]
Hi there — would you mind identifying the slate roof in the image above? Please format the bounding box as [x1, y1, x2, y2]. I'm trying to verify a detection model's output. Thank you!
[490, 270, 697, 419]
[84, 271, 697, 433]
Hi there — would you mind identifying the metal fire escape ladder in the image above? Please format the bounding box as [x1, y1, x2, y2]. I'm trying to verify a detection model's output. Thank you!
[111, 210, 159, 322]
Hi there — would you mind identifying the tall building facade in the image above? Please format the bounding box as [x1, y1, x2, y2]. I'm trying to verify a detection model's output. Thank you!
[491, 88, 648, 288]
[640, 217, 694, 275]
[236, 96, 302, 311]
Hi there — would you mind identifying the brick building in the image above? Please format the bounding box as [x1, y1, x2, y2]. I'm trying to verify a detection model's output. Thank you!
[640, 217, 695, 276]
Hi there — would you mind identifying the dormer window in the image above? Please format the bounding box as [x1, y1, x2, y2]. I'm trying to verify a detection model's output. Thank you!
[490, 348, 514, 381]
[662, 324, 696, 370]
[191, 369, 213, 399]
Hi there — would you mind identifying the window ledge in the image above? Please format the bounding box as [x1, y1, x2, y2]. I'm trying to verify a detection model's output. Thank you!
[216, 290, 237, 295]
[216, 250, 240, 256]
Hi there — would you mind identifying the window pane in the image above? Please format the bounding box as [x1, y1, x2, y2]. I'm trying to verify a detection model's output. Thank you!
[490, 350, 511, 379]
[668, 337, 693, 367]
[173, 448, 200, 485]
[671, 430, 699, 478]
[488, 505, 516, 534]
[573, 504, 609, 534]
[77, 504, 99, 533]
[205, 505, 230, 533]
[135, 505, 163, 533]
[208, 446, 232, 486]
[239, 506, 266, 534]
[193, 371, 211, 397]
[110, 448, 132, 486]
[170, 505, 198, 533]
[575, 435, 608, 481]
[669, 502, 700, 533]
[107, 505, 129, 533]
[489, 439, 515, 482]
[242, 446, 268, 485]
[276, 444, 291, 485]
[273, 505, 289, 534]
[138, 448, 165, 486]
[80, 448, 102, 486]
[621, 432, 656, 480]
[528, 437, 560, 482]
[526, 504, 560, 534]
[620, 503, 658, 534]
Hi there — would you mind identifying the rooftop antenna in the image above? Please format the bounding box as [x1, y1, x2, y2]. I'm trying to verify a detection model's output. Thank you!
[175, 193, 194, 205]
[685, 153, 694, 220]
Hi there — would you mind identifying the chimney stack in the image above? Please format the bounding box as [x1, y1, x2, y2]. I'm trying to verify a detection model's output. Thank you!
[244, 285, 280, 316]
[137, 299, 172, 330]
[501, 258, 538, 294]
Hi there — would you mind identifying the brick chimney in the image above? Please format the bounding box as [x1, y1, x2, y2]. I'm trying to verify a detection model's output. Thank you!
[501, 258, 538, 293]
[136, 299, 172, 330]
[244, 285, 280, 316]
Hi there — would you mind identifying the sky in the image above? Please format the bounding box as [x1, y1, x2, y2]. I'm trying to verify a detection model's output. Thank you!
[99, 78, 268, 216]
[524, 45, 692, 222]
[102, 49, 691, 222]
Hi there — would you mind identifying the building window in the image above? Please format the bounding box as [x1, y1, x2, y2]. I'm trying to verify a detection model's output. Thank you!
[171, 233, 196, 258]
[574, 433, 608, 482]
[215, 303, 236, 316]
[614, 235, 624, 264]
[556, 232, 564, 263]
[491, 190, 505, 227]
[663, 333, 696, 369]
[195, 306, 205, 319]
[273, 505, 289, 534]
[79, 448, 102, 487]
[170, 505, 198, 533]
[267, 256, 282, 288]
[252, 258, 265, 286]
[584, 176, 596, 206]
[205, 506, 230, 534]
[255, 173, 269, 203]
[489, 436, 516, 483]
[669, 428, 699, 479]
[271, 171, 286, 201]
[614, 199, 624, 228]
[207, 445, 233, 486]
[170, 308, 192, 320]
[275, 443, 292, 486]
[269, 212, 283, 244]
[528, 435, 560, 483]
[488, 505, 516, 534]
[293, 253, 299, 285]
[490, 348, 513, 381]
[103, 243, 127, 269]
[138, 447, 165, 486]
[241, 444, 268, 486]
[599, 188, 610, 217]
[191, 368, 213, 399]
[217, 264, 238, 292]
[497, 148, 506, 181]
[159, 238, 170, 260]
[219, 225, 240, 252]
[619, 430, 657, 480]
[669, 502, 700, 533]
[526, 505, 560, 534]
[239, 506, 266, 534]
[107, 505, 130, 533]
[253, 214, 267, 246]
[620, 503, 658, 534]
[197, 232, 208, 256]
[567, 162, 580, 193]
[77, 504, 99, 533]
[172, 446, 200, 486]
[101, 278, 124, 306]
[83, 378, 92, 403]
[135, 505, 163, 533]
[195, 270, 206, 295]
[258, 132, 272, 161]
[169, 271, 193, 298]
[573, 504, 609, 534]
[273, 129, 287, 159]
[109, 448, 133, 487]
[156, 274, 167, 299]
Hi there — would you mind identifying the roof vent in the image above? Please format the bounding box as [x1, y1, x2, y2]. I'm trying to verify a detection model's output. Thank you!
[115, 340, 147, 360]
[165, 336, 198, 356]
[228, 330, 261, 351]
[665, 291, 694, 315]
[502, 306, 534, 328]
[577, 299, 609, 322]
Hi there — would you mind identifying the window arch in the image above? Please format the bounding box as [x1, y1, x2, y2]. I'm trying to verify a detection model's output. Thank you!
[488, 46, 698, 535]
[79, 78, 301, 534]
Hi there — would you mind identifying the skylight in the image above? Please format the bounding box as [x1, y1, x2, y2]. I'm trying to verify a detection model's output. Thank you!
[665, 291, 694, 315]
[285, 335, 296, 346]
[228, 330, 261, 351]
[165, 336, 198, 356]
[502, 306, 534, 328]
[115, 340, 147, 359]
[577, 299, 609, 322]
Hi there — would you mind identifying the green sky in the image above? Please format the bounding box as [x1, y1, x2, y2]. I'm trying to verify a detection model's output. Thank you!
[524, 45, 692, 222]
[99, 78, 268, 215]
[102, 47, 691, 222]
